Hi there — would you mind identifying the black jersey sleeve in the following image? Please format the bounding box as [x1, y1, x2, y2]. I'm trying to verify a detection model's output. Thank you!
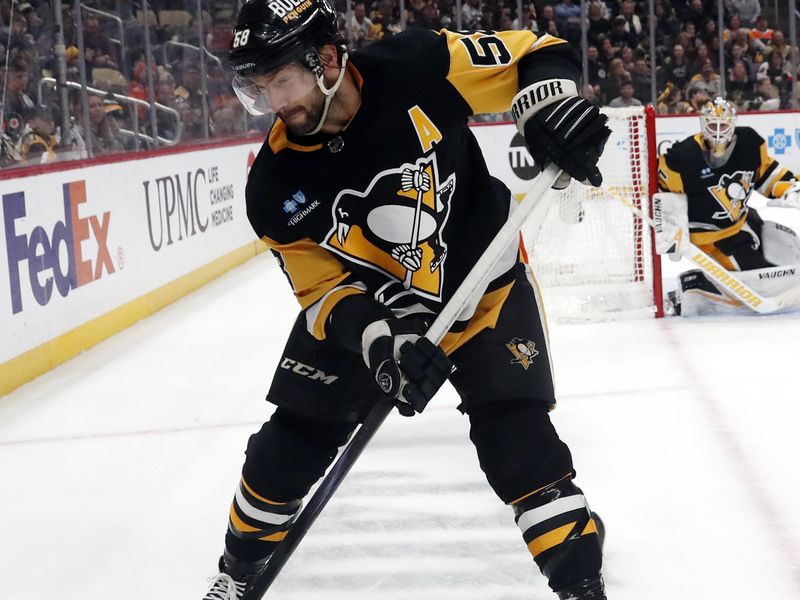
[246, 142, 390, 344]
[657, 141, 687, 193]
[739, 127, 800, 197]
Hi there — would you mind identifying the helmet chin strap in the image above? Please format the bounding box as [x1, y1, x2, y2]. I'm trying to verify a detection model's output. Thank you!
[306, 50, 349, 136]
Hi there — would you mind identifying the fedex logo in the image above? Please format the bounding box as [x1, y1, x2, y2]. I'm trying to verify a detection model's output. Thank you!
[3, 180, 114, 314]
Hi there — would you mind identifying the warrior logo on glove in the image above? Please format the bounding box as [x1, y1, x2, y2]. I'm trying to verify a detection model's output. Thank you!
[323, 154, 455, 299]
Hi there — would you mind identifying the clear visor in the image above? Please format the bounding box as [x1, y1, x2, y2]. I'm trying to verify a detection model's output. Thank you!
[232, 61, 318, 116]
[701, 117, 734, 154]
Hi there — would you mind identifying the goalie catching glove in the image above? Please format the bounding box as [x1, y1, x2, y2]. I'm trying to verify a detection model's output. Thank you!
[361, 318, 453, 416]
[512, 79, 611, 187]
[767, 181, 800, 210]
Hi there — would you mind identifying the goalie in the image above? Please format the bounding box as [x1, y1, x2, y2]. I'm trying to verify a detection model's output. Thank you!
[656, 97, 800, 315]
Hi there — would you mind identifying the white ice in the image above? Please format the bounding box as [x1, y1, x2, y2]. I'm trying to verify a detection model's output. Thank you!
[1, 252, 799, 600]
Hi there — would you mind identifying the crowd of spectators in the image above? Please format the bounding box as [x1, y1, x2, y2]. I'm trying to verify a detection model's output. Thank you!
[0, 0, 248, 167]
[0, 0, 795, 168]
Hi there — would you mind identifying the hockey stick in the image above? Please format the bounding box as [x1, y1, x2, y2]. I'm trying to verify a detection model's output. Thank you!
[611, 189, 800, 313]
[241, 163, 564, 599]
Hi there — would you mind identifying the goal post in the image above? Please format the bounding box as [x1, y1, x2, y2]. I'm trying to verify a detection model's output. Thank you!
[522, 105, 664, 321]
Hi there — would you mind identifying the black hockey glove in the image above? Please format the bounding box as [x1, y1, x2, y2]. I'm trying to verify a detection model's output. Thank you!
[361, 318, 453, 416]
[512, 80, 610, 187]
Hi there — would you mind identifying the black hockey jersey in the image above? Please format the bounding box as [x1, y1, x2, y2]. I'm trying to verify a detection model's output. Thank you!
[246, 28, 578, 353]
[658, 127, 797, 249]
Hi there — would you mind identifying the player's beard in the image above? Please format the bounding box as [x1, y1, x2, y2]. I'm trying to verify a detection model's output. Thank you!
[278, 87, 326, 137]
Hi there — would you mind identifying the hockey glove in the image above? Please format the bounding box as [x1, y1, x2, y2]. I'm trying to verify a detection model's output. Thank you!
[512, 80, 610, 187]
[767, 181, 800, 210]
[652, 192, 689, 261]
[361, 318, 453, 416]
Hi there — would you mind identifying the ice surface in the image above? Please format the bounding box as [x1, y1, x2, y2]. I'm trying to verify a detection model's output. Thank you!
[2, 252, 799, 600]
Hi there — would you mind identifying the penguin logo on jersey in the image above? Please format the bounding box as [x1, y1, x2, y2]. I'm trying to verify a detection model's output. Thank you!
[506, 337, 539, 370]
[707, 170, 754, 221]
[323, 154, 455, 301]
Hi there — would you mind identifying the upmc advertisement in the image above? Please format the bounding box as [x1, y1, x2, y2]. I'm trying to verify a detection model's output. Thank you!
[1, 142, 261, 390]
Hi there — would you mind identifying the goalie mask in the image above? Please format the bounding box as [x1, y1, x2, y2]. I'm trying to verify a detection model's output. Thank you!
[229, 0, 347, 134]
[699, 97, 737, 161]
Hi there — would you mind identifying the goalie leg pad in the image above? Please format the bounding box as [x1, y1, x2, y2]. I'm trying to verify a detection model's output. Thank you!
[677, 269, 745, 317]
[225, 409, 356, 561]
[467, 401, 602, 592]
[761, 220, 800, 266]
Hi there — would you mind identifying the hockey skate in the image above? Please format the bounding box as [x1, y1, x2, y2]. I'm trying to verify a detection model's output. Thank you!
[557, 576, 607, 600]
[202, 553, 265, 600]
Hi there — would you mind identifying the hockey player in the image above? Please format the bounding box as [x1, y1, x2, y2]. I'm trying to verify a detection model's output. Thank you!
[202, 1, 611, 598]
[657, 97, 800, 315]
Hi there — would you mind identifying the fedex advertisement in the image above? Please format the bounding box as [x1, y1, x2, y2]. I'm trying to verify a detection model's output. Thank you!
[1, 142, 261, 379]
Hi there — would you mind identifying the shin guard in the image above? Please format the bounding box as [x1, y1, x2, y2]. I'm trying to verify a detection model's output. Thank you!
[511, 476, 603, 593]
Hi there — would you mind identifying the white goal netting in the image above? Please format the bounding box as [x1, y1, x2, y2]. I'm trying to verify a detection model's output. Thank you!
[523, 106, 663, 321]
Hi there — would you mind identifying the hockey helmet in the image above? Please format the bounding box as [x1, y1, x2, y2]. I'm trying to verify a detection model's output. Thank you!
[229, 0, 342, 117]
[699, 97, 737, 157]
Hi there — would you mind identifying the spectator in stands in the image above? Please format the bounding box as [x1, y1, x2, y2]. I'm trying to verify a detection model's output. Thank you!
[757, 50, 792, 97]
[586, 2, 610, 45]
[461, 0, 481, 29]
[748, 15, 772, 48]
[689, 42, 712, 74]
[654, 0, 681, 51]
[609, 15, 638, 50]
[512, 4, 538, 31]
[662, 43, 691, 90]
[2, 59, 34, 123]
[727, 42, 753, 77]
[725, 0, 760, 27]
[479, 3, 497, 29]
[656, 82, 683, 114]
[619, 0, 642, 37]
[600, 57, 630, 104]
[537, 4, 556, 35]
[349, 1, 376, 49]
[722, 13, 746, 46]
[75, 94, 126, 155]
[746, 73, 780, 110]
[620, 45, 635, 73]
[609, 79, 643, 107]
[685, 0, 709, 31]
[726, 59, 751, 96]
[699, 17, 718, 47]
[554, 0, 580, 44]
[676, 84, 710, 113]
[598, 35, 618, 63]
[766, 30, 790, 61]
[82, 13, 118, 69]
[689, 58, 723, 96]
[212, 104, 245, 138]
[586, 45, 607, 86]
[631, 56, 652, 103]
[18, 106, 59, 164]
[370, 1, 402, 39]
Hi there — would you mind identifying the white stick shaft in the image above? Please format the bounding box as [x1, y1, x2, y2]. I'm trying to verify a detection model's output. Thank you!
[425, 164, 563, 345]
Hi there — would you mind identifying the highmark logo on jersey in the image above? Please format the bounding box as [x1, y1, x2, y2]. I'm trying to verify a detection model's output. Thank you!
[3, 180, 115, 314]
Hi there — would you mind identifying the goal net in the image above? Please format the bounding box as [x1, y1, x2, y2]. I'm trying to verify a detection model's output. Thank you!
[522, 105, 663, 321]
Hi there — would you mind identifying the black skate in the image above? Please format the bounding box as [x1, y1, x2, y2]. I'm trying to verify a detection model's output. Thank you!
[202, 552, 266, 600]
[557, 576, 607, 599]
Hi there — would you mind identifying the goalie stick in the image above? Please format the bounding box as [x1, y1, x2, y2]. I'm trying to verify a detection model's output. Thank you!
[611, 189, 800, 314]
[240, 163, 564, 599]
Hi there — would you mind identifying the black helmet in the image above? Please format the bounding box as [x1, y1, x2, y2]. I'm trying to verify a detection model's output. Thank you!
[229, 0, 339, 78]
